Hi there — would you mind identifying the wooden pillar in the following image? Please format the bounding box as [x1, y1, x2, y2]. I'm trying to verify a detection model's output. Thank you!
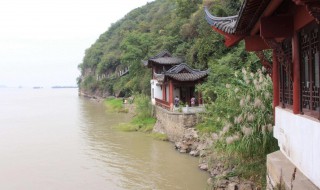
[273, 49, 280, 108]
[293, 32, 301, 114]
[162, 84, 166, 101]
[169, 80, 174, 108]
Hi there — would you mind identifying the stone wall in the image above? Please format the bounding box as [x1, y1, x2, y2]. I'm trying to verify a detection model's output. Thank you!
[153, 106, 199, 142]
[78, 89, 110, 100]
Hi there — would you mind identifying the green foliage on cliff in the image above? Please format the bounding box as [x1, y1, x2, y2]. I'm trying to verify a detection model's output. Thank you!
[78, 0, 245, 96]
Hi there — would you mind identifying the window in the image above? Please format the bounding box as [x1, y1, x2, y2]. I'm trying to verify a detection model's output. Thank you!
[299, 22, 320, 117]
[279, 38, 293, 108]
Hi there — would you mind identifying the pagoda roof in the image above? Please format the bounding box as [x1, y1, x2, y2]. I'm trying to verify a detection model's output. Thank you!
[149, 57, 183, 65]
[143, 51, 183, 67]
[154, 63, 208, 82]
[205, 0, 272, 35]
[205, 0, 275, 47]
[150, 50, 172, 59]
[204, 9, 238, 34]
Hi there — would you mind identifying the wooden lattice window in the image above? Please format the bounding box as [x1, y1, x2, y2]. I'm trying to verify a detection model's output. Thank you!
[279, 38, 293, 108]
[299, 22, 320, 118]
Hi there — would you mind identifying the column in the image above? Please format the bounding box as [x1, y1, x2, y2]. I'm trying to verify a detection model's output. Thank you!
[162, 84, 166, 101]
[293, 32, 300, 114]
[169, 80, 174, 109]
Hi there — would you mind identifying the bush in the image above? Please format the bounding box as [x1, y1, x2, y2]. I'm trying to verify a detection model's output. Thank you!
[104, 98, 124, 112]
[198, 67, 279, 186]
[134, 94, 153, 119]
[115, 94, 158, 135]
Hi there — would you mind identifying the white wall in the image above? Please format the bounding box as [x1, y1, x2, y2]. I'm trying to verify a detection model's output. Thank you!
[274, 107, 320, 188]
[166, 85, 169, 103]
[150, 79, 162, 105]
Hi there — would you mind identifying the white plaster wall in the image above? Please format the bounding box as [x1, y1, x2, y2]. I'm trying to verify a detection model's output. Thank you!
[166, 85, 169, 102]
[150, 80, 162, 105]
[274, 107, 320, 188]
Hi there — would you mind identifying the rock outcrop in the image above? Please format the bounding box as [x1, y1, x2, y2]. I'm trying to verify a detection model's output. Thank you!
[172, 128, 257, 190]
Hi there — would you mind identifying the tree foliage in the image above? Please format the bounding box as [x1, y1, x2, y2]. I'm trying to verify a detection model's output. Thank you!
[77, 0, 243, 97]
[77, 0, 255, 100]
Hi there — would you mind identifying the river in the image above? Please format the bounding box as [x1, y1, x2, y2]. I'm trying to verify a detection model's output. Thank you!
[0, 88, 208, 190]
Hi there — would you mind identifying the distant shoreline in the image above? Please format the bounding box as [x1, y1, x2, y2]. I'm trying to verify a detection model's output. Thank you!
[51, 86, 78, 89]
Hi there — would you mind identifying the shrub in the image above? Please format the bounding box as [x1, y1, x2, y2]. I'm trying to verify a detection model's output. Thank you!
[104, 98, 123, 112]
[198, 67, 279, 186]
[134, 94, 153, 119]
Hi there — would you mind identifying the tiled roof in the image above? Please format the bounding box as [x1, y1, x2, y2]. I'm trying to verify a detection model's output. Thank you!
[150, 50, 172, 59]
[149, 57, 183, 65]
[166, 63, 206, 74]
[144, 51, 183, 67]
[205, 0, 272, 35]
[204, 8, 238, 34]
[154, 63, 208, 82]
[166, 72, 208, 82]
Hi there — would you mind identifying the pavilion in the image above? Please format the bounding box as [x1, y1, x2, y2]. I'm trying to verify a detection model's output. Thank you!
[205, 0, 320, 189]
[144, 51, 208, 110]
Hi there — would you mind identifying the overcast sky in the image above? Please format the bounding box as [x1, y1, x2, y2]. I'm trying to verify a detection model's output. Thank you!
[0, 0, 154, 87]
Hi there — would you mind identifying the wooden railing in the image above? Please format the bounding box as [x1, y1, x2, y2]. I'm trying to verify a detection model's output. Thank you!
[155, 98, 171, 110]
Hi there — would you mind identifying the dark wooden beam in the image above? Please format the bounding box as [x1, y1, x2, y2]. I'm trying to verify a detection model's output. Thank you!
[294, 5, 314, 30]
[210, 26, 245, 47]
[245, 36, 270, 51]
[261, 15, 294, 39]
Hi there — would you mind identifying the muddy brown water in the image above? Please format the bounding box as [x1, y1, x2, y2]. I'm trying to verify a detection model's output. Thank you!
[0, 88, 208, 190]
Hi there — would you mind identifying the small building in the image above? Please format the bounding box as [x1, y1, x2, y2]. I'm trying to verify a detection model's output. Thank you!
[144, 51, 208, 110]
[205, 1, 320, 189]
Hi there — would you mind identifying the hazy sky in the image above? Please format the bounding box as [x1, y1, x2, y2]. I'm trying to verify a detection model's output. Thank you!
[0, 0, 154, 87]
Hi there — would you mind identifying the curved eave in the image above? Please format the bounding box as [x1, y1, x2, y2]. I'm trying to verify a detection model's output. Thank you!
[204, 6, 238, 34]
[149, 57, 183, 65]
[166, 73, 208, 82]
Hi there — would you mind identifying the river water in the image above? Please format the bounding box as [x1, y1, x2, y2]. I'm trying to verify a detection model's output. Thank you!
[0, 88, 208, 190]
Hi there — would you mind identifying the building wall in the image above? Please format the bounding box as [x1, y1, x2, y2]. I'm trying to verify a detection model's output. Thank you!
[150, 79, 162, 105]
[274, 107, 320, 188]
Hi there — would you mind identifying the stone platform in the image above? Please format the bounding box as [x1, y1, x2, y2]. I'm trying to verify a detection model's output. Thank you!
[267, 151, 319, 190]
